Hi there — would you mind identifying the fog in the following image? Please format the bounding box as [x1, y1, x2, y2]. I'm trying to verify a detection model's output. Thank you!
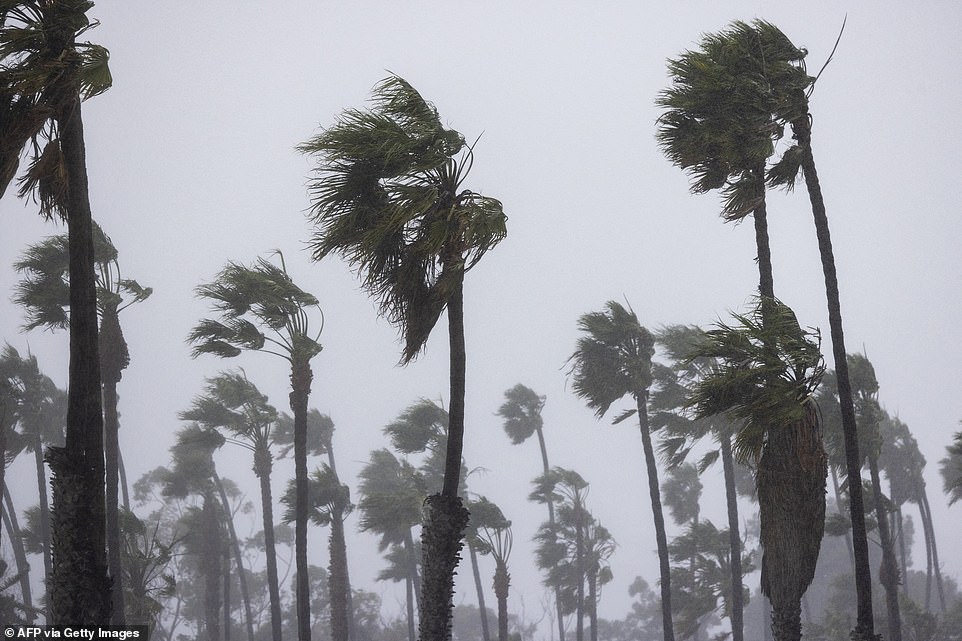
[1, 0, 960, 634]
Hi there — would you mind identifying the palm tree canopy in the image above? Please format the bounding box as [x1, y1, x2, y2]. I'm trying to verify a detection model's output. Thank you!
[189, 254, 322, 363]
[568, 300, 655, 418]
[0, 0, 112, 214]
[179, 370, 278, 448]
[1, 344, 65, 453]
[161, 425, 224, 499]
[939, 427, 962, 506]
[299, 74, 507, 363]
[274, 408, 333, 458]
[496, 383, 545, 445]
[13, 221, 151, 331]
[356, 448, 425, 551]
[281, 465, 354, 527]
[384, 397, 448, 455]
[686, 297, 824, 462]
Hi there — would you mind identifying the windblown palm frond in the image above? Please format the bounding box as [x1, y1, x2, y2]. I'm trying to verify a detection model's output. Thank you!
[496, 383, 545, 445]
[179, 371, 278, 449]
[299, 74, 506, 362]
[281, 465, 354, 527]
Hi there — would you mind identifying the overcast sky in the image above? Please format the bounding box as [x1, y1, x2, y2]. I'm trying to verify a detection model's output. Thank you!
[2, 0, 960, 626]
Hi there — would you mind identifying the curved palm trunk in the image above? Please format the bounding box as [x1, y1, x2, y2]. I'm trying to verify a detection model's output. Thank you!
[290, 356, 314, 641]
[792, 116, 876, 640]
[420, 275, 470, 641]
[3, 487, 33, 618]
[213, 472, 255, 641]
[51, 88, 110, 625]
[535, 426, 566, 641]
[254, 448, 283, 641]
[118, 449, 130, 510]
[493, 559, 509, 641]
[719, 432, 744, 641]
[468, 542, 491, 641]
[635, 394, 674, 641]
[31, 434, 52, 620]
[867, 455, 901, 641]
[757, 403, 826, 641]
[919, 489, 946, 612]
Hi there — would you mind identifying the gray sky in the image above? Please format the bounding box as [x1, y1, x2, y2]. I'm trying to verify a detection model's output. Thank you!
[2, 0, 960, 627]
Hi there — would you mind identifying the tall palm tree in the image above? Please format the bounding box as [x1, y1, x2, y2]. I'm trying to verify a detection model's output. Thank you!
[299, 75, 506, 641]
[567, 300, 673, 641]
[1, 1, 113, 622]
[189, 251, 322, 641]
[686, 298, 826, 641]
[180, 371, 283, 641]
[465, 496, 512, 641]
[496, 384, 566, 641]
[14, 221, 151, 622]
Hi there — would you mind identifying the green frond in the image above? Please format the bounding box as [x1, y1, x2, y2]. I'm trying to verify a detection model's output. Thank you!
[497, 383, 545, 445]
[76, 41, 111, 100]
[383, 398, 448, 454]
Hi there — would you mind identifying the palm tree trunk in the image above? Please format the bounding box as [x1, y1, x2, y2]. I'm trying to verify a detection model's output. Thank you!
[493, 560, 509, 641]
[420, 275, 470, 641]
[720, 432, 744, 641]
[202, 494, 223, 641]
[588, 569, 598, 641]
[2, 487, 33, 618]
[118, 448, 130, 510]
[327, 448, 354, 641]
[919, 489, 946, 612]
[635, 393, 674, 641]
[793, 117, 876, 640]
[468, 541, 491, 641]
[32, 434, 52, 621]
[922, 495, 932, 610]
[290, 356, 314, 641]
[895, 505, 908, 598]
[535, 426, 566, 641]
[868, 455, 901, 641]
[103, 375, 125, 624]
[405, 574, 416, 641]
[51, 88, 110, 625]
[213, 472, 255, 641]
[829, 465, 856, 571]
[575, 507, 585, 641]
[223, 541, 231, 641]
[329, 517, 351, 641]
[751, 165, 774, 300]
[255, 455, 283, 641]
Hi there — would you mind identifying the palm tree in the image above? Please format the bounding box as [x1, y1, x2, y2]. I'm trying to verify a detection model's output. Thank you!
[567, 300, 673, 641]
[299, 75, 506, 641]
[496, 384, 566, 641]
[1, 1, 113, 622]
[180, 371, 283, 641]
[189, 251, 322, 641]
[940, 425, 962, 506]
[466, 497, 512, 641]
[686, 298, 826, 641]
[14, 221, 151, 622]
[281, 465, 354, 641]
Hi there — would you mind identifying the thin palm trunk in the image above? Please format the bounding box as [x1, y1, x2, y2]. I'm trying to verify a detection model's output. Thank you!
[118, 448, 130, 510]
[922, 495, 933, 610]
[793, 116, 875, 639]
[223, 541, 231, 641]
[535, 426, 565, 641]
[919, 489, 945, 612]
[213, 472, 255, 641]
[636, 394, 674, 641]
[31, 432, 52, 620]
[868, 455, 901, 640]
[895, 505, 908, 598]
[255, 455, 283, 641]
[587, 568, 598, 641]
[575, 508, 585, 641]
[420, 275, 470, 641]
[720, 432, 744, 641]
[103, 375, 125, 624]
[405, 574, 416, 641]
[829, 465, 855, 570]
[326, 446, 353, 641]
[493, 559, 509, 641]
[51, 91, 110, 624]
[291, 357, 313, 641]
[3, 487, 33, 618]
[202, 494, 223, 641]
[468, 542, 491, 641]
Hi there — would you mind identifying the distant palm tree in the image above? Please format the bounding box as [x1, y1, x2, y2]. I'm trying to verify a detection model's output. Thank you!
[940, 425, 962, 506]
[14, 222, 151, 622]
[465, 497, 512, 641]
[568, 301, 673, 641]
[180, 371, 283, 641]
[189, 252, 322, 641]
[1, 1, 113, 621]
[299, 75, 506, 641]
[686, 298, 826, 641]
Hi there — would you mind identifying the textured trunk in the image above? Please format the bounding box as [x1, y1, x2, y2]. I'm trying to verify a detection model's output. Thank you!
[290, 356, 314, 641]
[896, 505, 908, 597]
[636, 394, 674, 641]
[587, 569, 598, 641]
[468, 541, 491, 641]
[52, 88, 110, 624]
[535, 427, 565, 641]
[758, 402, 826, 641]
[223, 541, 231, 641]
[103, 375, 125, 624]
[329, 516, 351, 641]
[2, 487, 33, 617]
[213, 472, 255, 641]
[405, 574, 416, 641]
[794, 115, 875, 640]
[32, 434, 52, 620]
[327, 448, 354, 641]
[202, 495, 223, 641]
[868, 455, 901, 641]
[420, 275, 470, 641]
[255, 451, 283, 641]
[493, 560, 509, 641]
[720, 432, 744, 641]
[751, 164, 774, 300]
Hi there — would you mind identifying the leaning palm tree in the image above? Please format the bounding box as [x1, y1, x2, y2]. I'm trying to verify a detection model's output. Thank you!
[567, 300, 674, 641]
[189, 251, 322, 641]
[299, 74, 506, 641]
[179, 371, 282, 641]
[13, 221, 151, 622]
[686, 298, 826, 641]
[1, 1, 113, 622]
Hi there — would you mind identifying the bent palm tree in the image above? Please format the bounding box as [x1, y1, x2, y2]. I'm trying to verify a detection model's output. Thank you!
[180, 371, 281, 641]
[568, 301, 673, 641]
[189, 252, 322, 641]
[299, 74, 506, 641]
[686, 298, 826, 641]
[14, 222, 151, 622]
[1, 1, 113, 622]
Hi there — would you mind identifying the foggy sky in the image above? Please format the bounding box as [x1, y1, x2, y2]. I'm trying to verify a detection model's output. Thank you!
[1, 0, 960, 625]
